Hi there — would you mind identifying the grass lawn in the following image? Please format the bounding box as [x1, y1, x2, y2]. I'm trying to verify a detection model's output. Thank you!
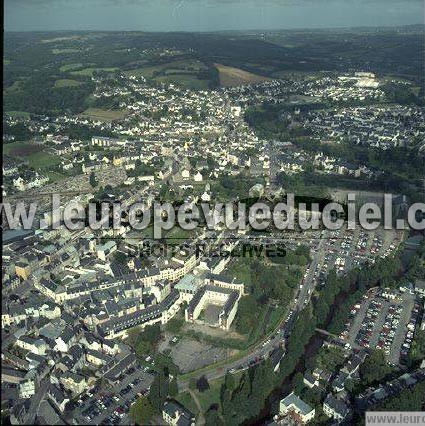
[3, 142, 41, 156]
[165, 226, 198, 243]
[45, 171, 66, 183]
[79, 108, 129, 122]
[225, 258, 252, 287]
[71, 67, 118, 76]
[177, 371, 244, 418]
[265, 306, 286, 334]
[177, 378, 222, 416]
[27, 151, 62, 169]
[195, 378, 222, 412]
[176, 392, 200, 416]
[54, 79, 82, 88]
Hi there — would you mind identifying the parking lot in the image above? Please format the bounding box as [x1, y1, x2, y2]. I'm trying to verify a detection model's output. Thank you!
[66, 366, 155, 425]
[311, 227, 401, 288]
[340, 288, 419, 365]
[167, 337, 231, 373]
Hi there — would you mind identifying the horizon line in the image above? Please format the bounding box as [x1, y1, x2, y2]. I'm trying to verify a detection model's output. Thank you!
[4, 22, 425, 34]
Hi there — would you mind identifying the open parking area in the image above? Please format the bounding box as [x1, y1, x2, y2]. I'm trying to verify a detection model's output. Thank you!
[66, 366, 155, 425]
[167, 337, 230, 373]
[310, 227, 401, 290]
[340, 287, 420, 365]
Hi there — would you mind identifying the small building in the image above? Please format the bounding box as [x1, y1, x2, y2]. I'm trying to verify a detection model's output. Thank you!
[60, 372, 87, 396]
[279, 392, 315, 423]
[96, 241, 117, 261]
[303, 372, 319, 389]
[332, 372, 349, 393]
[162, 399, 195, 426]
[48, 384, 70, 413]
[323, 394, 350, 422]
[16, 336, 47, 355]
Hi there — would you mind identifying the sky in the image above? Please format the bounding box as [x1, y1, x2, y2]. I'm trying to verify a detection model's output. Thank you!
[4, 0, 425, 32]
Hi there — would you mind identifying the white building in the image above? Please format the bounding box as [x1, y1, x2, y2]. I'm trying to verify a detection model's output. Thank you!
[279, 392, 315, 424]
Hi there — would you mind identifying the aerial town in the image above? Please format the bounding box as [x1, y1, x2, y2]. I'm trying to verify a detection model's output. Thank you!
[2, 3, 425, 425]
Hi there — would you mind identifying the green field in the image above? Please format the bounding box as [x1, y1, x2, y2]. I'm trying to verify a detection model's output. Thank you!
[52, 48, 80, 54]
[71, 67, 118, 76]
[124, 65, 165, 78]
[124, 59, 207, 78]
[3, 142, 41, 156]
[155, 74, 210, 90]
[79, 108, 129, 122]
[27, 152, 62, 169]
[175, 392, 200, 417]
[3, 142, 61, 169]
[123, 59, 210, 89]
[54, 79, 82, 88]
[59, 63, 84, 72]
[6, 111, 31, 118]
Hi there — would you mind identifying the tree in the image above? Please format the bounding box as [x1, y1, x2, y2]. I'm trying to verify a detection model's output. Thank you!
[114, 251, 127, 265]
[407, 329, 425, 367]
[374, 381, 425, 411]
[148, 371, 169, 413]
[169, 376, 178, 397]
[165, 317, 184, 334]
[205, 406, 224, 426]
[89, 171, 98, 188]
[130, 396, 154, 425]
[292, 372, 304, 394]
[360, 350, 393, 386]
[224, 372, 236, 391]
[197, 375, 210, 393]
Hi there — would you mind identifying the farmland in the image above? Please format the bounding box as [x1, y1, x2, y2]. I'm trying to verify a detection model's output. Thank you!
[214, 63, 270, 87]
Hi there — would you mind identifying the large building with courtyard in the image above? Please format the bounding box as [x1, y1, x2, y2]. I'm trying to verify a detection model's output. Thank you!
[184, 275, 245, 330]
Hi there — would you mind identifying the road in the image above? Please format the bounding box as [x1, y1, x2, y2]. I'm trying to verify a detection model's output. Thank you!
[296, 230, 328, 311]
[23, 377, 50, 424]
